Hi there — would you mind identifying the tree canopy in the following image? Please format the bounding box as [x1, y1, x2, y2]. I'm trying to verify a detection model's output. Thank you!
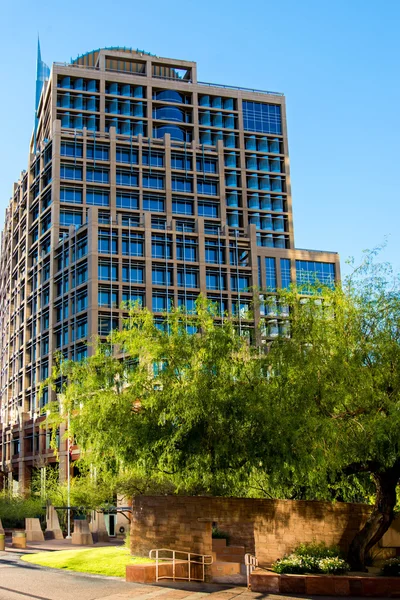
[46, 254, 400, 569]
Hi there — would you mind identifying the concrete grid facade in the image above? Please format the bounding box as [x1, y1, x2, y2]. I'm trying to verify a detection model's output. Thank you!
[0, 47, 340, 492]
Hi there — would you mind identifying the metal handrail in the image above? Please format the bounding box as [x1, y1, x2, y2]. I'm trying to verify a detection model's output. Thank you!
[149, 547, 213, 582]
[245, 553, 258, 588]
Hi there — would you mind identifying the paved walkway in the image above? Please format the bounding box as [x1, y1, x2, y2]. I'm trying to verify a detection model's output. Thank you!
[0, 548, 388, 600]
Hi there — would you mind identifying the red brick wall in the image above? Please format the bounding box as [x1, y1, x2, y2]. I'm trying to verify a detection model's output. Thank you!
[130, 496, 371, 565]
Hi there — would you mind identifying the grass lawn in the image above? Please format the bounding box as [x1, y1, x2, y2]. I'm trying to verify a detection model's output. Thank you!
[21, 546, 155, 578]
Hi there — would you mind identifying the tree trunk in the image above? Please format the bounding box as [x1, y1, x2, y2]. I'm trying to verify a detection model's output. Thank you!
[348, 460, 400, 571]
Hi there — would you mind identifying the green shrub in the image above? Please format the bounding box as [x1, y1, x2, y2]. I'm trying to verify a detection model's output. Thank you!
[272, 542, 349, 575]
[212, 526, 229, 542]
[382, 557, 400, 577]
[318, 557, 350, 574]
[294, 541, 343, 559]
[0, 493, 45, 529]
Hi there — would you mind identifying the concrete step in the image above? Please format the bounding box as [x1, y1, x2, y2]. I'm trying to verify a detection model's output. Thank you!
[216, 545, 246, 562]
[210, 561, 242, 577]
[211, 538, 227, 551]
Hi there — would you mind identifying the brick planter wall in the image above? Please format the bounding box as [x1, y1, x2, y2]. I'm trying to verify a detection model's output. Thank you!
[130, 496, 372, 565]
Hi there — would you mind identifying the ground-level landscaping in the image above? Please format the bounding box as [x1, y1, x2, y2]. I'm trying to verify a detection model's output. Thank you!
[21, 546, 154, 578]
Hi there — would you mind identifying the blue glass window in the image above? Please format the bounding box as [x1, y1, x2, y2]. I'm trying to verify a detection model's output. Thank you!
[73, 318, 88, 341]
[116, 170, 138, 186]
[98, 231, 118, 254]
[172, 177, 193, 192]
[153, 125, 191, 142]
[42, 287, 50, 306]
[175, 220, 195, 232]
[176, 238, 197, 261]
[143, 195, 165, 212]
[177, 269, 198, 288]
[143, 174, 164, 190]
[60, 187, 82, 204]
[86, 168, 109, 183]
[122, 290, 144, 305]
[243, 101, 282, 135]
[232, 300, 251, 317]
[153, 90, 187, 104]
[73, 264, 88, 286]
[59, 211, 82, 227]
[231, 274, 250, 292]
[142, 151, 164, 167]
[205, 239, 224, 264]
[122, 265, 144, 283]
[207, 295, 227, 316]
[98, 316, 119, 336]
[171, 154, 192, 170]
[197, 180, 218, 195]
[116, 147, 138, 164]
[152, 267, 173, 286]
[280, 258, 291, 289]
[265, 257, 277, 291]
[172, 199, 194, 215]
[86, 189, 109, 206]
[122, 233, 144, 256]
[61, 142, 83, 157]
[152, 294, 173, 312]
[60, 165, 82, 180]
[152, 235, 172, 259]
[73, 290, 88, 312]
[98, 262, 118, 281]
[198, 201, 219, 218]
[98, 289, 118, 307]
[116, 193, 139, 209]
[177, 295, 197, 312]
[206, 271, 226, 290]
[153, 106, 187, 122]
[296, 261, 335, 289]
[87, 145, 109, 160]
[196, 158, 217, 173]
[75, 346, 88, 361]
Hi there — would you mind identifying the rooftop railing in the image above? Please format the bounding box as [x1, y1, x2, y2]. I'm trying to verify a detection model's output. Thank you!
[52, 62, 284, 96]
[198, 81, 284, 96]
[296, 248, 339, 255]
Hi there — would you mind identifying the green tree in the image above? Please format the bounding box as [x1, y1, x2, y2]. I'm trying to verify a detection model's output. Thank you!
[48, 298, 265, 495]
[260, 254, 400, 570]
[46, 257, 400, 570]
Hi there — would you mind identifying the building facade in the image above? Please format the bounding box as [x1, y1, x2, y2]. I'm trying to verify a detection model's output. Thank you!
[0, 46, 339, 492]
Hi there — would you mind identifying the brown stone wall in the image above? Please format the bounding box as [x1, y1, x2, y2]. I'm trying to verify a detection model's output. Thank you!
[130, 496, 372, 565]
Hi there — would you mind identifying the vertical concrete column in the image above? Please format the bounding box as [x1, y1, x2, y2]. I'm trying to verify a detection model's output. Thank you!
[87, 207, 99, 356]
[109, 127, 117, 223]
[164, 134, 172, 221]
[237, 96, 248, 229]
[217, 140, 227, 227]
[144, 212, 152, 311]
[198, 218, 207, 295]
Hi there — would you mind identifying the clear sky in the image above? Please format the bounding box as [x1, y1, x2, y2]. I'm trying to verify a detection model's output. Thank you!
[1, 0, 399, 275]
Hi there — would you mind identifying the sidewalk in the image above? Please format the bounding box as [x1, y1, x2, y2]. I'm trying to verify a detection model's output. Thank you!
[3, 537, 123, 554]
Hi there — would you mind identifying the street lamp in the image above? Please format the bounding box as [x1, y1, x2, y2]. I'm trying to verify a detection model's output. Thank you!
[58, 393, 71, 540]
[66, 409, 71, 540]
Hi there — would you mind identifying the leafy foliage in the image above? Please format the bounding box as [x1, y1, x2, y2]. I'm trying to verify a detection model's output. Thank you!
[382, 557, 400, 576]
[273, 543, 349, 575]
[44, 254, 400, 568]
[0, 492, 44, 529]
[212, 527, 230, 541]
[293, 541, 343, 559]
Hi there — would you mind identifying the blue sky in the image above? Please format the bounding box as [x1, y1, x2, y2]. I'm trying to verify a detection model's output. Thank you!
[1, 0, 399, 275]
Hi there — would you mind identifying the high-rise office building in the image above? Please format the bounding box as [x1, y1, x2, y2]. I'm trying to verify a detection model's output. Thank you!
[0, 46, 339, 492]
